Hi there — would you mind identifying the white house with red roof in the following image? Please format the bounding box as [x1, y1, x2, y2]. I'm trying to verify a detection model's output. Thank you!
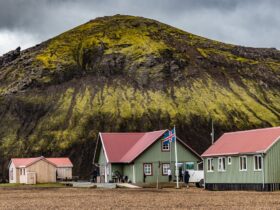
[9, 156, 73, 184]
[202, 126, 280, 191]
[93, 130, 201, 184]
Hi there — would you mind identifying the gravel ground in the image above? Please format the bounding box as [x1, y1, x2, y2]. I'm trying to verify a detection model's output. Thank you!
[0, 187, 280, 210]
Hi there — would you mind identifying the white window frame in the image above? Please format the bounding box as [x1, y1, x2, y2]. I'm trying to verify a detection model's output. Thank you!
[254, 155, 262, 171]
[162, 163, 170, 175]
[207, 158, 214, 172]
[228, 156, 232, 165]
[143, 163, 152, 176]
[239, 156, 247, 171]
[161, 141, 170, 151]
[218, 157, 226, 172]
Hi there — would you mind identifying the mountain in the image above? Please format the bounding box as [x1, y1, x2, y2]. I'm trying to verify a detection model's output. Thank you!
[0, 15, 279, 178]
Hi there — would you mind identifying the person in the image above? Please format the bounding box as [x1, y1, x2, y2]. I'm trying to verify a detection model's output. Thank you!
[167, 168, 172, 182]
[143, 173, 147, 183]
[179, 168, 183, 182]
[184, 170, 190, 188]
[92, 168, 98, 183]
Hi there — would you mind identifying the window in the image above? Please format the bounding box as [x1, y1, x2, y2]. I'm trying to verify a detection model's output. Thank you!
[185, 162, 195, 170]
[254, 155, 262, 171]
[143, 163, 152, 176]
[161, 141, 170, 151]
[228, 156, 232, 165]
[162, 163, 170, 175]
[20, 168, 26, 176]
[218, 157, 226, 171]
[240, 156, 247, 171]
[207, 158, 214, 172]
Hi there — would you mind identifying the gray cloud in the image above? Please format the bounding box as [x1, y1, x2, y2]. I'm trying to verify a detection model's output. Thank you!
[0, 0, 280, 55]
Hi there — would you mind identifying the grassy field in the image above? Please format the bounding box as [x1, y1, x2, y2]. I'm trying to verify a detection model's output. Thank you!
[0, 187, 280, 210]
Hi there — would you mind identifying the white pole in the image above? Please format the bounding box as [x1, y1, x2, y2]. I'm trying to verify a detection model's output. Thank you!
[262, 154, 265, 190]
[211, 119, 215, 144]
[133, 164, 136, 183]
[170, 140, 172, 166]
[174, 125, 179, 189]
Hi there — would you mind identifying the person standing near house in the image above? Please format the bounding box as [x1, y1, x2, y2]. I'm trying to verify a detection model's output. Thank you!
[92, 168, 98, 183]
[167, 168, 172, 182]
[179, 167, 183, 182]
[184, 170, 190, 188]
[143, 173, 146, 183]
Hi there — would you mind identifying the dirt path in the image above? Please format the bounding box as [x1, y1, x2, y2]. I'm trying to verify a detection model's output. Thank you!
[0, 187, 280, 210]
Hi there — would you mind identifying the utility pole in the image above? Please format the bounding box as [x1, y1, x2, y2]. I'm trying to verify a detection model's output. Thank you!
[211, 119, 215, 144]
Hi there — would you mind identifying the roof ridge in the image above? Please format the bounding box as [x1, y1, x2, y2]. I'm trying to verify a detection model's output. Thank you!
[120, 130, 167, 162]
[100, 130, 166, 135]
[224, 126, 280, 135]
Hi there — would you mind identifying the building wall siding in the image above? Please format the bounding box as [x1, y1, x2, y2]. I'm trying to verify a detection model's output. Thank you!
[132, 139, 200, 183]
[8, 163, 17, 183]
[98, 148, 107, 182]
[57, 167, 72, 179]
[265, 138, 280, 183]
[204, 155, 263, 184]
[27, 160, 56, 183]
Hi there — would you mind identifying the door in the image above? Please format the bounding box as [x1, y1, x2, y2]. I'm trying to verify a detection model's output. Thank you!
[26, 172, 36, 184]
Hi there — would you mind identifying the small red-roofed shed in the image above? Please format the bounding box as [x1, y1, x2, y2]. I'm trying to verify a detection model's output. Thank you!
[9, 156, 73, 184]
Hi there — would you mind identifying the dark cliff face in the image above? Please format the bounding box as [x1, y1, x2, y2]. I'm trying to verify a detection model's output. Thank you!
[0, 15, 279, 179]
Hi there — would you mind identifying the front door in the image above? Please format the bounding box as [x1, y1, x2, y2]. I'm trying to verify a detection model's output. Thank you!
[175, 163, 183, 182]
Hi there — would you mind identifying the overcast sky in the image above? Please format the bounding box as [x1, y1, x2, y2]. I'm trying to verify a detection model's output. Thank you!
[0, 0, 280, 55]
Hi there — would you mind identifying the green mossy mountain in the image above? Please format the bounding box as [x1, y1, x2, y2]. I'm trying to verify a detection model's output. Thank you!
[0, 15, 279, 178]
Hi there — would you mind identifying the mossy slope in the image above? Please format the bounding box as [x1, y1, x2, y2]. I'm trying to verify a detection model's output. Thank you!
[0, 15, 279, 178]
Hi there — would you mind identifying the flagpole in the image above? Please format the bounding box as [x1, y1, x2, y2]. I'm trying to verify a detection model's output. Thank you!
[174, 125, 179, 189]
[170, 140, 172, 166]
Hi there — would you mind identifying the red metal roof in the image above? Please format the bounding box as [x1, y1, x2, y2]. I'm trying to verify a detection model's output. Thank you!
[100, 130, 167, 163]
[202, 126, 280, 157]
[11, 157, 43, 168]
[46, 158, 73, 167]
[11, 156, 73, 168]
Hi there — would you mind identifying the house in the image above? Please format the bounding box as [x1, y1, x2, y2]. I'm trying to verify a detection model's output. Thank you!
[93, 130, 201, 184]
[9, 156, 73, 184]
[45, 158, 73, 180]
[202, 126, 280, 191]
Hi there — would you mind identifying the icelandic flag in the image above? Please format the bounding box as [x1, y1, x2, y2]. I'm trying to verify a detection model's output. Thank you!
[163, 128, 176, 145]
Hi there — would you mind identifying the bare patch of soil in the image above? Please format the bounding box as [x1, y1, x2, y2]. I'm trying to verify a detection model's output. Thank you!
[0, 187, 280, 210]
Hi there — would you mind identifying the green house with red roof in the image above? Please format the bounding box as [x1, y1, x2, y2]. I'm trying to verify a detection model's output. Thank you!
[202, 126, 280, 191]
[93, 130, 201, 184]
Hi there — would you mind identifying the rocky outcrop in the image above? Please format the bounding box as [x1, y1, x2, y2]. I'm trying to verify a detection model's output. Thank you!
[0, 47, 21, 67]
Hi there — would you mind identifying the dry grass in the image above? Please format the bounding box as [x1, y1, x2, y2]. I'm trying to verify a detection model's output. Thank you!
[0, 187, 280, 210]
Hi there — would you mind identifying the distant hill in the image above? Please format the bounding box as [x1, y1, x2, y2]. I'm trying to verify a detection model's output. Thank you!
[0, 15, 279, 178]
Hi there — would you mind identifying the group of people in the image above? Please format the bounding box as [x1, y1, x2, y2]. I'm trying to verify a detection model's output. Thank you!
[167, 168, 190, 188]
